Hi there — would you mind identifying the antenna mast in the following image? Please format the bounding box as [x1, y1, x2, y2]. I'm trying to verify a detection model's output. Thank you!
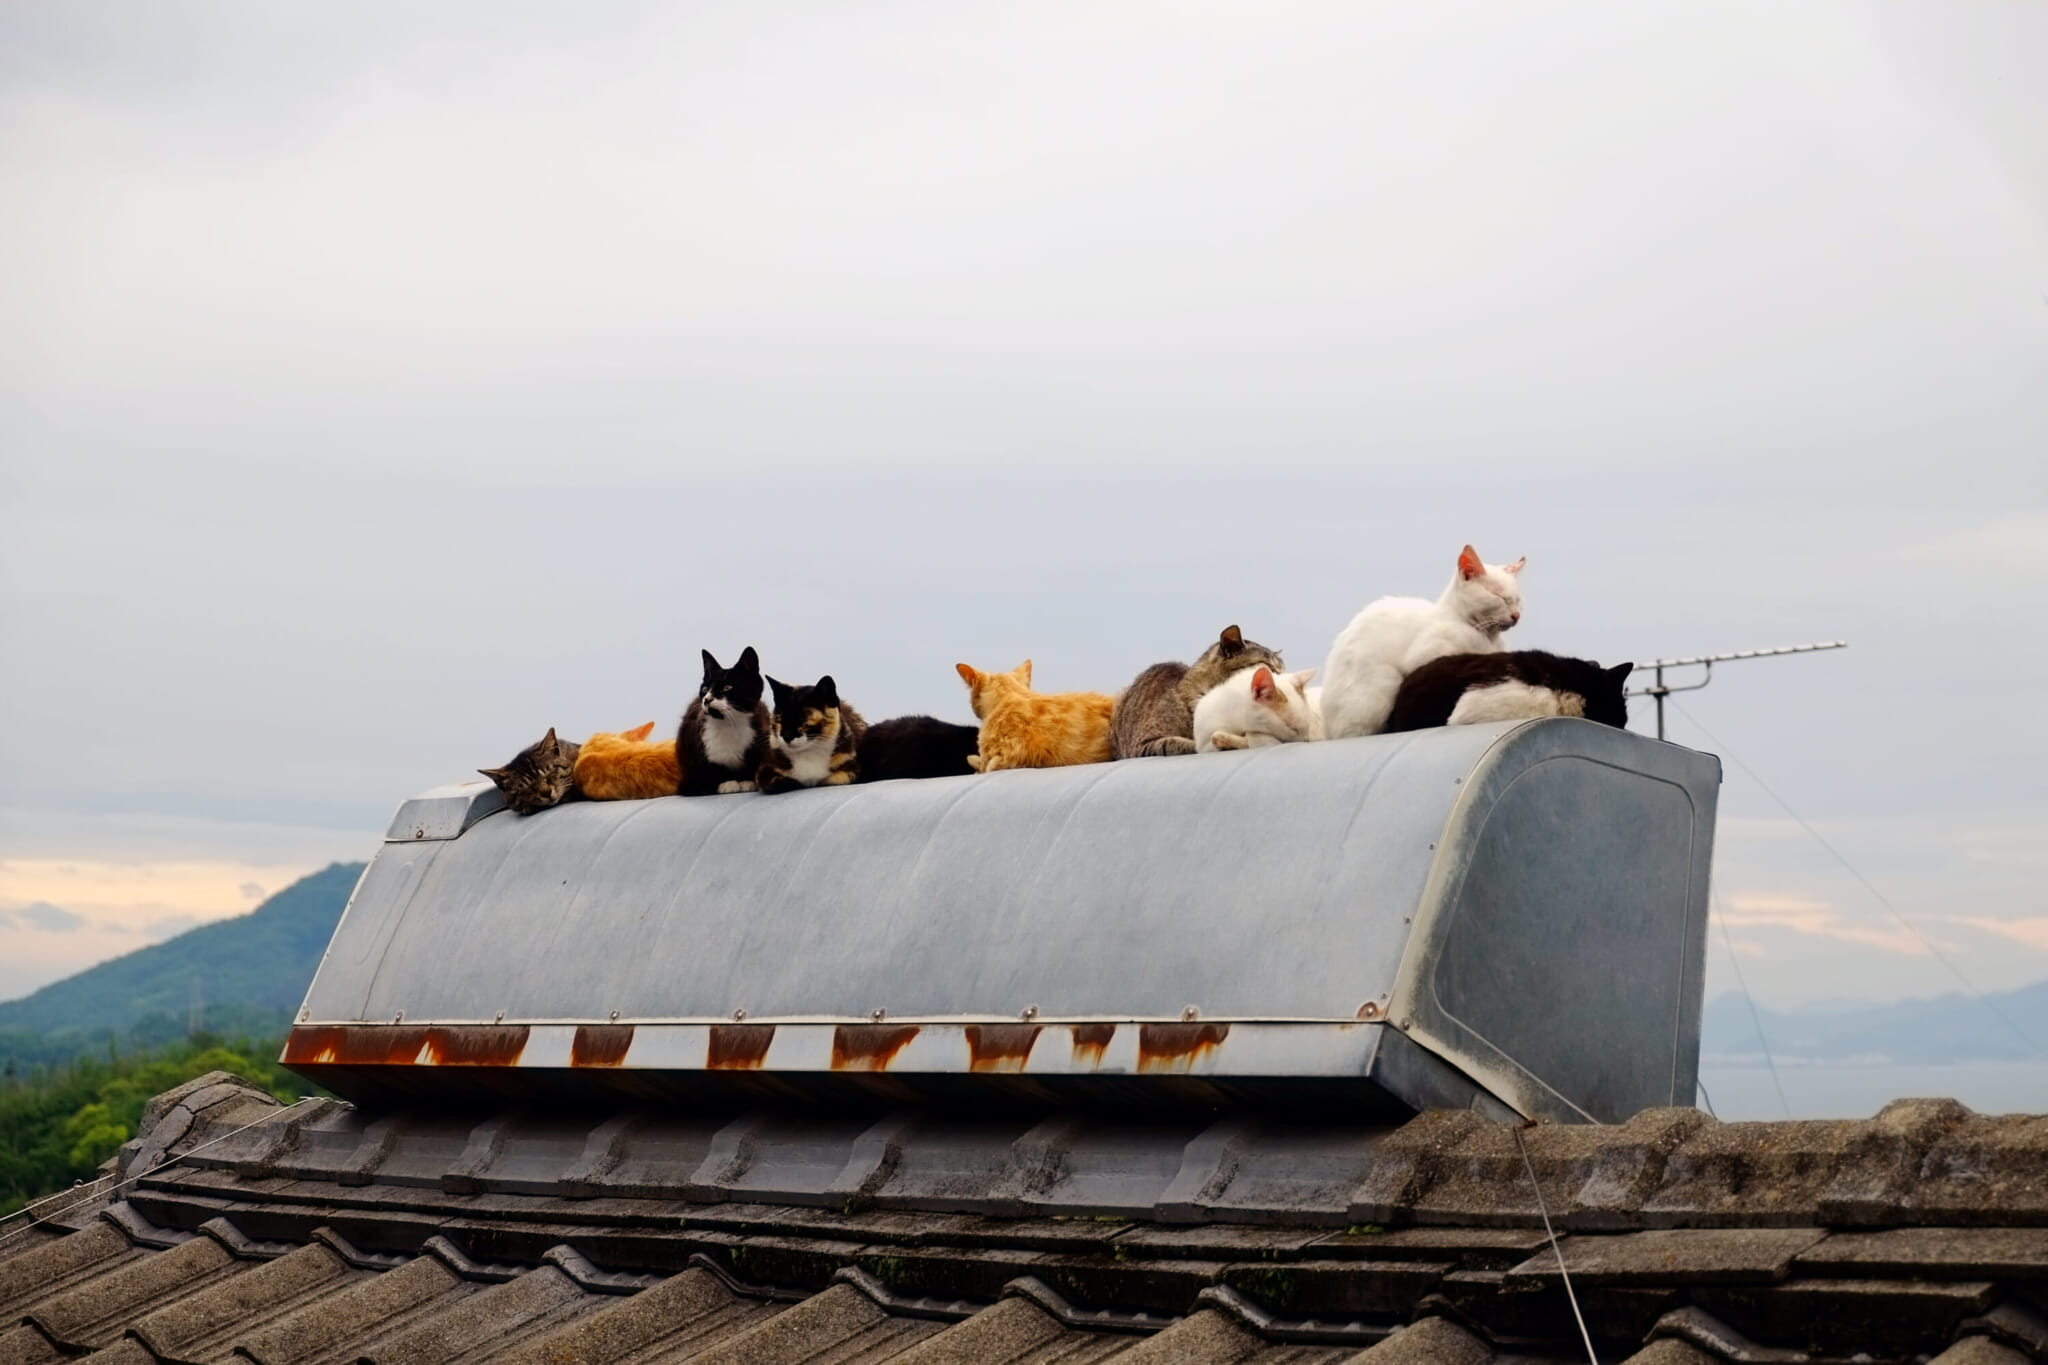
[1633, 641, 1847, 740]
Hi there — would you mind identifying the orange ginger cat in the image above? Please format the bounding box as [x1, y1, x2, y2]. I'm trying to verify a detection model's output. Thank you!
[954, 661, 1115, 771]
[571, 721, 683, 801]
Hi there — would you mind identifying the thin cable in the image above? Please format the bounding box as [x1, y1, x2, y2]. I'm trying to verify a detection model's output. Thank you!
[1695, 1077, 1717, 1121]
[1672, 699, 2047, 1060]
[1716, 897, 1792, 1120]
[0, 1096, 325, 1248]
[1515, 1125, 1599, 1365]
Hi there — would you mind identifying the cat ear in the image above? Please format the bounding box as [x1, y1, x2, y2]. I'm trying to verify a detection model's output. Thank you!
[766, 675, 789, 703]
[624, 721, 656, 741]
[1457, 545, 1484, 580]
[539, 727, 560, 755]
[1251, 666, 1277, 701]
[1607, 661, 1634, 682]
[956, 663, 979, 687]
[701, 649, 720, 676]
[478, 767, 510, 785]
[1014, 660, 1033, 686]
[737, 646, 759, 672]
[1291, 667, 1319, 687]
[1219, 625, 1244, 656]
[813, 675, 838, 705]
[1503, 556, 1526, 576]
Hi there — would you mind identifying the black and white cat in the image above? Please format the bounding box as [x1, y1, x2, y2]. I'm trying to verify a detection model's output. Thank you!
[1384, 651, 1632, 732]
[678, 648, 771, 795]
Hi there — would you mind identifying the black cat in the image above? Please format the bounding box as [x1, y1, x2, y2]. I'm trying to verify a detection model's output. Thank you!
[1385, 651, 1633, 733]
[857, 715, 980, 783]
[677, 648, 771, 795]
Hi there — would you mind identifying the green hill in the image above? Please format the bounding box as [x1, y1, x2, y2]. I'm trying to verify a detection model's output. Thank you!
[0, 863, 364, 1071]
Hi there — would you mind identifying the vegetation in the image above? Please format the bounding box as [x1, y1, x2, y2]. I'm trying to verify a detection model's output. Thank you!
[0, 862, 363, 1072]
[0, 1032, 312, 1219]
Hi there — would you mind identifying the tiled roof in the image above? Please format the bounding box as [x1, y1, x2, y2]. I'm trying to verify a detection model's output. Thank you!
[3, 1072, 2046, 1364]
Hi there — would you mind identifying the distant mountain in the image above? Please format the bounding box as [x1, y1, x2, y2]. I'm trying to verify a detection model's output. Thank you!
[1703, 981, 2048, 1064]
[0, 863, 364, 1069]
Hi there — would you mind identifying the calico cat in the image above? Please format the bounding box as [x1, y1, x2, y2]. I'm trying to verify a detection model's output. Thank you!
[857, 715, 980, 782]
[955, 660, 1115, 771]
[679, 647, 771, 795]
[1193, 665, 1323, 752]
[572, 721, 684, 800]
[1109, 625, 1284, 758]
[479, 727, 581, 815]
[1319, 545, 1525, 740]
[757, 674, 866, 793]
[1385, 651, 1632, 732]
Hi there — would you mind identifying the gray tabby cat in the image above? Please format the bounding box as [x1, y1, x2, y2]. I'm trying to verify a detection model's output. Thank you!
[1109, 625, 1284, 758]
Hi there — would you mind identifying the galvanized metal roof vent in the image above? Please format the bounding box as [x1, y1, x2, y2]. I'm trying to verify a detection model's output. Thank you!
[287, 718, 1718, 1124]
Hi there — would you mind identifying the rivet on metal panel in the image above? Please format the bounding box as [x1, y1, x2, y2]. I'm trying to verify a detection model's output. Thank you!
[870, 1008, 887, 1023]
[414, 826, 426, 839]
[299, 1008, 309, 1022]
[1020, 1004, 1040, 1022]
[609, 1010, 620, 1022]
[494, 1012, 504, 1024]
[393, 1011, 404, 1024]
[1357, 1001, 1381, 1020]
[1400, 1017, 1413, 1030]
[732, 1008, 747, 1022]
[1180, 1005, 1200, 1022]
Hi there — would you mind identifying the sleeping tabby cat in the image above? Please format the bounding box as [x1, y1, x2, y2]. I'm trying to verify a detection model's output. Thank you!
[479, 728, 580, 815]
[1110, 625, 1283, 758]
[955, 660, 1115, 771]
[572, 721, 684, 800]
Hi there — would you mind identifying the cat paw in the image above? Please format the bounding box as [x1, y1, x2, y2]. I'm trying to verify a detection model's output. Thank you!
[966, 755, 985, 772]
[1209, 731, 1249, 750]
[1152, 737, 1198, 757]
[716, 780, 755, 794]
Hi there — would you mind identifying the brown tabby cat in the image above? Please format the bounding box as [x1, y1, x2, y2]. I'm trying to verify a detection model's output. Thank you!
[479, 727, 581, 814]
[572, 721, 684, 801]
[1109, 625, 1284, 758]
[955, 660, 1116, 771]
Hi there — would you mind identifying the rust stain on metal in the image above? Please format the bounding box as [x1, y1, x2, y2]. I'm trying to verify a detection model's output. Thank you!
[830, 1024, 921, 1071]
[707, 1024, 777, 1070]
[1069, 1023, 1116, 1067]
[281, 1024, 529, 1067]
[421, 1025, 531, 1066]
[1136, 1021, 1230, 1073]
[570, 1024, 635, 1067]
[965, 1024, 1042, 1073]
[283, 1025, 428, 1067]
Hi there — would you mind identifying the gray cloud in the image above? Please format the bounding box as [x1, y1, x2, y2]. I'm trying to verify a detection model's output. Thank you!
[18, 902, 86, 933]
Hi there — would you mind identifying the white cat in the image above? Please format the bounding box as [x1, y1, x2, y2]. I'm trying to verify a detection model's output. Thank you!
[1319, 545, 1526, 740]
[1194, 665, 1323, 752]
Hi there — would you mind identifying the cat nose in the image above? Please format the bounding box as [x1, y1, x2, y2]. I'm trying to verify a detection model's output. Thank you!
[1510, 612, 1521, 624]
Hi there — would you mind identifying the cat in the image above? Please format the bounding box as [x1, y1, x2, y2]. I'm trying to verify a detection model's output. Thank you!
[1193, 665, 1323, 752]
[1109, 625, 1285, 758]
[572, 721, 684, 800]
[678, 647, 771, 795]
[479, 727, 581, 815]
[955, 660, 1116, 771]
[757, 674, 867, 793]
[1319, 545, 1526, 740]
[857, 715, 981, 782]
[1385, 651, 1633, 732]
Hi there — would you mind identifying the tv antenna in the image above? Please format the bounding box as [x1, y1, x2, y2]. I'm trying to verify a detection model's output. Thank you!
[1632, 641, 1847, 740]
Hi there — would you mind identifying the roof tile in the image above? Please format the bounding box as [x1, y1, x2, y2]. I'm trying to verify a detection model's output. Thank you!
[1503, 1228, 1830, 1286]
[1342, 1315, 1492, 1363]
[25, 1233, 236, 1350]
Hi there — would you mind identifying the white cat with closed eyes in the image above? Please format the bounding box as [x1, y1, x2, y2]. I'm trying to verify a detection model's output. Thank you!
[1193, 665, 1323, 752]
[1318, 544, 1526, 740]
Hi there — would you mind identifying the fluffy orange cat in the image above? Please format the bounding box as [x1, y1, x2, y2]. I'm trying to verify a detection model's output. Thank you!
[572, 721, 683, 801]
[955, 661, 1115, 771]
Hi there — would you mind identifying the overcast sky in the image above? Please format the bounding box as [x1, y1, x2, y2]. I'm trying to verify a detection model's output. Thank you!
[1, 2, 2043, 1018]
